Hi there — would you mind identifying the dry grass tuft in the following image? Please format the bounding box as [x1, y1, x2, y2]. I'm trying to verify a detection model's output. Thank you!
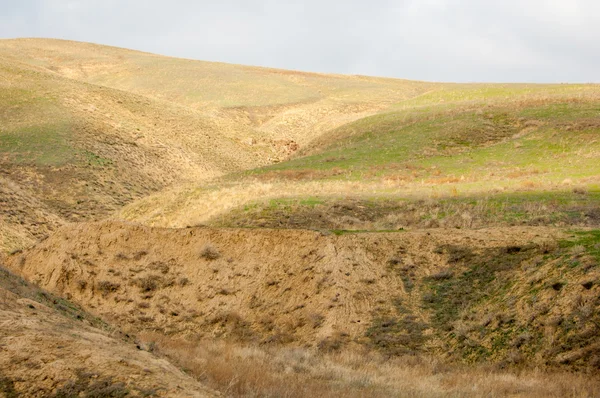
[139, 334, 600, 398]
[200, 243, 221, 260]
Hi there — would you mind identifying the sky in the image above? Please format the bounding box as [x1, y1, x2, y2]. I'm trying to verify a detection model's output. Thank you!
[1, 0, 599, 83]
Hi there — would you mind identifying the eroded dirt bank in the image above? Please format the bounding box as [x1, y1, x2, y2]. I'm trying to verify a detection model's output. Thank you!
[0, 266, 217, 397]
[6, 221, 600, 370]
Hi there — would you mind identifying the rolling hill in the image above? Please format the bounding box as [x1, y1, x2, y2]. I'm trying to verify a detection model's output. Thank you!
[1, 38, 600, 397]
[0, 38, 434, 253]
[118, 83, 600, 230]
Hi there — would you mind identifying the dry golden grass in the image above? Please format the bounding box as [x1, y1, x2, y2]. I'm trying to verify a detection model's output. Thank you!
[0, 266, 217, 397]
[141, 334, 600, 398]
[2, 38, 600, 397]
[117, 173, 600, 229]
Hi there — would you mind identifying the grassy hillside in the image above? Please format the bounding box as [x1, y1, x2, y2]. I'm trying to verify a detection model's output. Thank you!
[0, 38, 435, 147]
[0, 55, 277, 251]
[0, 38, 440, 253]
[2, 38, 600, 396]
[119, 84, 600, 229]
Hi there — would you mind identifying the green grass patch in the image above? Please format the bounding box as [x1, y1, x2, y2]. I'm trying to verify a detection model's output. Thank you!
[559, 230, 600, 261]
[0, 123, 76, 166]
[245, 101, 600, 184]
[210, 190, 600, 231]
[83, 151, 113, 167]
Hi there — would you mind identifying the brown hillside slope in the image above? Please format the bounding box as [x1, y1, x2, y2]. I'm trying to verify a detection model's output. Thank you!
[0, 38, 438, 253]
[0, 265, 216, 397]
[0, 38, 436, 147]
[0, 53, 276, 252]
[7, 221, 600, 370]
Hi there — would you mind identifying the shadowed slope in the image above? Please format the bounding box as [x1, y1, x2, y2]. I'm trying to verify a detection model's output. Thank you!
[0, 54, 272, 252]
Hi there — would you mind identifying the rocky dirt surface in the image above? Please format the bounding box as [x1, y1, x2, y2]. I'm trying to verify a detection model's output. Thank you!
[0, 264, 217, 397]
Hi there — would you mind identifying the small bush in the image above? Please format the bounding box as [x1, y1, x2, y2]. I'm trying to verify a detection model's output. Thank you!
[148, 261, 169, 274]
[52, 369, 129, 398]
[309, 313, 325, 328]
[0, 375, 18, 398]
[387, 256, 402, 265]
[317, 332, 348, 353]
[177, 277, 190, 287]
[134, 276, 162, 292]
[429, 269, 454, 280]
[96, 280, 120, 294]
[200, 244, 220, 260]
[133, 250, 149, 261]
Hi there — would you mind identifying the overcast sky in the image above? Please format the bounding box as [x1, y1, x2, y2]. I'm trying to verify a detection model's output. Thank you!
[1, 0, 599, 82]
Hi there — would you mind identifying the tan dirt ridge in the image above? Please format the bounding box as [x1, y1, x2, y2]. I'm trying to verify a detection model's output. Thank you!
[6, 221, 564, 348]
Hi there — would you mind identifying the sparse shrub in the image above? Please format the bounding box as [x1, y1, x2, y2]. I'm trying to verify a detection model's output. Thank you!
[177, 277, 190, 287]
[309, 313, 325, 328]
[0, 375, 18, 398]
[149, 261, 169, 274]
[209, 312, 254, 340]
[134, 275, 162, 292]
[317, 332, 348, 353]
[133, 250, 149, 260]
[52, 369, 129, 398]
[264, 331, 295, 345]
[200, 243, 220, 260]
[387, 256, 402, 265]
[77, 280, 87, 291]
[446, 245, 473, 263]
[114, 253, 129, 261]
[96, 280, 120, 294]
[429, 269, 453, 280]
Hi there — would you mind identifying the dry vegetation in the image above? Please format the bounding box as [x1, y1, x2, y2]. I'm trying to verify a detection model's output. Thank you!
[139, 335, 600, 398]
[1, 38, 600, 396]
[7, 221, 600, 371]
[0, 38, 432, 254]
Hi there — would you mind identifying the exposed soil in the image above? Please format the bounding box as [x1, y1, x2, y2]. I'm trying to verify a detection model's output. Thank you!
[0, 264, 216, 397]
[8, 221, 598, 371]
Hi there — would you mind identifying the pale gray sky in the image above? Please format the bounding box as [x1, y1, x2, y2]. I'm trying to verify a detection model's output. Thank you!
[1, 0, 599, 82]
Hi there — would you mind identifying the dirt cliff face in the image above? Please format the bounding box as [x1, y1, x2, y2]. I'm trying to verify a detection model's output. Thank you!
[0, 266, 216, 397]
[9, 221, 599, 370]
